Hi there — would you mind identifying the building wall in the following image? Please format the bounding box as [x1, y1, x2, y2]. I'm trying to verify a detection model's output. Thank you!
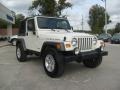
[0, 28, 19, 36]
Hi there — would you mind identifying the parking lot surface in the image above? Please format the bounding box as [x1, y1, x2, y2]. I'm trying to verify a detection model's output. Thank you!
[0, 41, 10, 47]
[0, 44, 120, 90]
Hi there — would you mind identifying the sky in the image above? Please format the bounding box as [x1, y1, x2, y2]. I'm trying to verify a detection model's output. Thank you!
[0, 0, 120, 30]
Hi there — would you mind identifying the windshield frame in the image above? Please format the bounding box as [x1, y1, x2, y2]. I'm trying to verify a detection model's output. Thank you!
[37, 17, 71, 30]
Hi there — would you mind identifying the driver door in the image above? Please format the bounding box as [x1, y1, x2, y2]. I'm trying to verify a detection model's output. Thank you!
[24, 18, 38, 51]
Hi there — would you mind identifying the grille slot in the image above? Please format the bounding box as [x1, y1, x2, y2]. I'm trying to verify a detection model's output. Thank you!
[78, 37, 93, 51]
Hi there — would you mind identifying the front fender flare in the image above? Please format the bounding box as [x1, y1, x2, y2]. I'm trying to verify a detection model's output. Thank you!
[41, 42, 65, 52]
[16, 38, 27, 51]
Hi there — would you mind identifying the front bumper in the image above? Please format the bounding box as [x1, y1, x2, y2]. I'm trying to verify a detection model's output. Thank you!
[63, 48, 108, 62]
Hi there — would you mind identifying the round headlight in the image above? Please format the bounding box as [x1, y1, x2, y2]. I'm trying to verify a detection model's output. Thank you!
[93, 37, 97, 45]
[72, 38, 77, 46]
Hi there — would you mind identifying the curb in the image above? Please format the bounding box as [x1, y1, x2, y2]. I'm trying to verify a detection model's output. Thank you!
[0, 44, 11, 48]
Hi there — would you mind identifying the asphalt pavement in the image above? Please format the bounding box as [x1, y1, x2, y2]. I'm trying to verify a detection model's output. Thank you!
[0, 44, 120, 90]
[0, 41, 10, 47]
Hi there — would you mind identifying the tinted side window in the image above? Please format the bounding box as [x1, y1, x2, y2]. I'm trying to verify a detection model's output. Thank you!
[27, 19, 35, 31]
[19, 20, 26, 36]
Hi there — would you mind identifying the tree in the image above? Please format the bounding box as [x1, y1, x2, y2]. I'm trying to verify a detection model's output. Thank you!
[16, 14, 25, 20]
[13, 14, 25, 28]
[88, 4, 111, 34]
[57, 0, 72, 16]
[107, 29, 115, 35]
[29, 0, 72, 16]
[0, 19, 7, 28]
[114, 23, 120, 33]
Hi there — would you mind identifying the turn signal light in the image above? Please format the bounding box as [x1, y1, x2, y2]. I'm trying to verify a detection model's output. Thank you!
[56, 43, 61, 49]
[66, 44, 71, 48]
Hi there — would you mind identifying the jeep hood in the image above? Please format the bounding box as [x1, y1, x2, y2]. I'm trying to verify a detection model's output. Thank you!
[37, 30, 94, 41]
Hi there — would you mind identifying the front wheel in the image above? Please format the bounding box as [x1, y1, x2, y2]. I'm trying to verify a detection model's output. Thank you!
[42, 47, 64, 78]
[83, 56, 102, 68]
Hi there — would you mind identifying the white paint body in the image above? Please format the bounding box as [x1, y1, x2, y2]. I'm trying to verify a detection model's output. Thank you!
[19, 16, 102, 53]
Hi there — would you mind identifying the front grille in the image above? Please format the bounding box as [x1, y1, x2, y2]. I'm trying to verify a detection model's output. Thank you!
[78, 37, 93, 51]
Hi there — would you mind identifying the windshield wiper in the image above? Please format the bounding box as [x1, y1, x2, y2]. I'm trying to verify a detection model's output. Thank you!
[65, 29, 69, 32]
[40, 26, 55, 31]
[51, 28, 55, 31]
[57, 27, 69, 32]
[40, 26, 49, 29]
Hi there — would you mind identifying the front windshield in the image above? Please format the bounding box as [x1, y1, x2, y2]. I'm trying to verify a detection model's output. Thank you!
[112, 34, 120, 39]
[37, 17, 71, 30]
[99, 34, 111, 38]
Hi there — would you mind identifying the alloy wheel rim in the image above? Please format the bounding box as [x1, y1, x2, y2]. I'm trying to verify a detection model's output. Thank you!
[17, 48, 21, 58]
[45, 54, 55, 72]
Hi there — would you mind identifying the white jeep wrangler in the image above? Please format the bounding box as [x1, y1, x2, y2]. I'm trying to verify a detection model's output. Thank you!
[16, 16, 108, 78]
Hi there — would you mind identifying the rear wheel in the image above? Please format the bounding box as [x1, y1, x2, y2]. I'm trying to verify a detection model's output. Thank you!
[83, 56, 102, 68]
[42, 47, 64, 78]
[16, 44, 27, 62]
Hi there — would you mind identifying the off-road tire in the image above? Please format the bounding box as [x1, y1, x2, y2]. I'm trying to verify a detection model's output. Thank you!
[83, 56, 102, 68]
[42, 47, 64, 78]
